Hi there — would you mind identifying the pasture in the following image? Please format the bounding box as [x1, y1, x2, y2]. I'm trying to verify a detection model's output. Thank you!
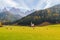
[0, 24, 60, 40]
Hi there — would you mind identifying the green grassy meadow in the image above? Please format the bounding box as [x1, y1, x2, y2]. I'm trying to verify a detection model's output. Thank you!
[0, 24, 60, 40]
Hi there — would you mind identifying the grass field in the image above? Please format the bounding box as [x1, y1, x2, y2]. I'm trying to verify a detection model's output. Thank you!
[0, 24, 60, 40]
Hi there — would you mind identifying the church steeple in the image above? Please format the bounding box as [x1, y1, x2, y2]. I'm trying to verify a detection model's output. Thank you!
[31, 22, 34, 27]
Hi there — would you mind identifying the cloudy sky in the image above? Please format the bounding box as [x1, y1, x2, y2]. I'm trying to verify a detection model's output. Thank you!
[0, 0, 60, 10]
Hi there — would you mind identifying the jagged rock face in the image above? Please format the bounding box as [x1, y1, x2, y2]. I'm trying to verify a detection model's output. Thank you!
[0, 11, 18, 23]
[0, 7, 35, 25]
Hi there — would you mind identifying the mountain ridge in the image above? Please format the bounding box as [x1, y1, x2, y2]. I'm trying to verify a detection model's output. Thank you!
[14, 4, 60, 25]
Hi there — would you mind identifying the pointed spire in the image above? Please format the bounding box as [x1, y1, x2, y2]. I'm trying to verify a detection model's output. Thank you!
[31, 21, 35, 27]
[31, 21, 33, 25]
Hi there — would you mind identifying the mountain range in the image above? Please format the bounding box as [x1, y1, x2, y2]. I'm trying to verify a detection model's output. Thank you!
[15, 4, 60, 25]
[0, 7, 35, 24]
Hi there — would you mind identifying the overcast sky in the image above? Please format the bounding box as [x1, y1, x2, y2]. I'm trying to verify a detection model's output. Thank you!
[0, 0, 60, 10]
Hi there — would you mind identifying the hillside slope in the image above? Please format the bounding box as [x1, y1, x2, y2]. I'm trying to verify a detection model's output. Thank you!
[15, 4, 60, 25]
